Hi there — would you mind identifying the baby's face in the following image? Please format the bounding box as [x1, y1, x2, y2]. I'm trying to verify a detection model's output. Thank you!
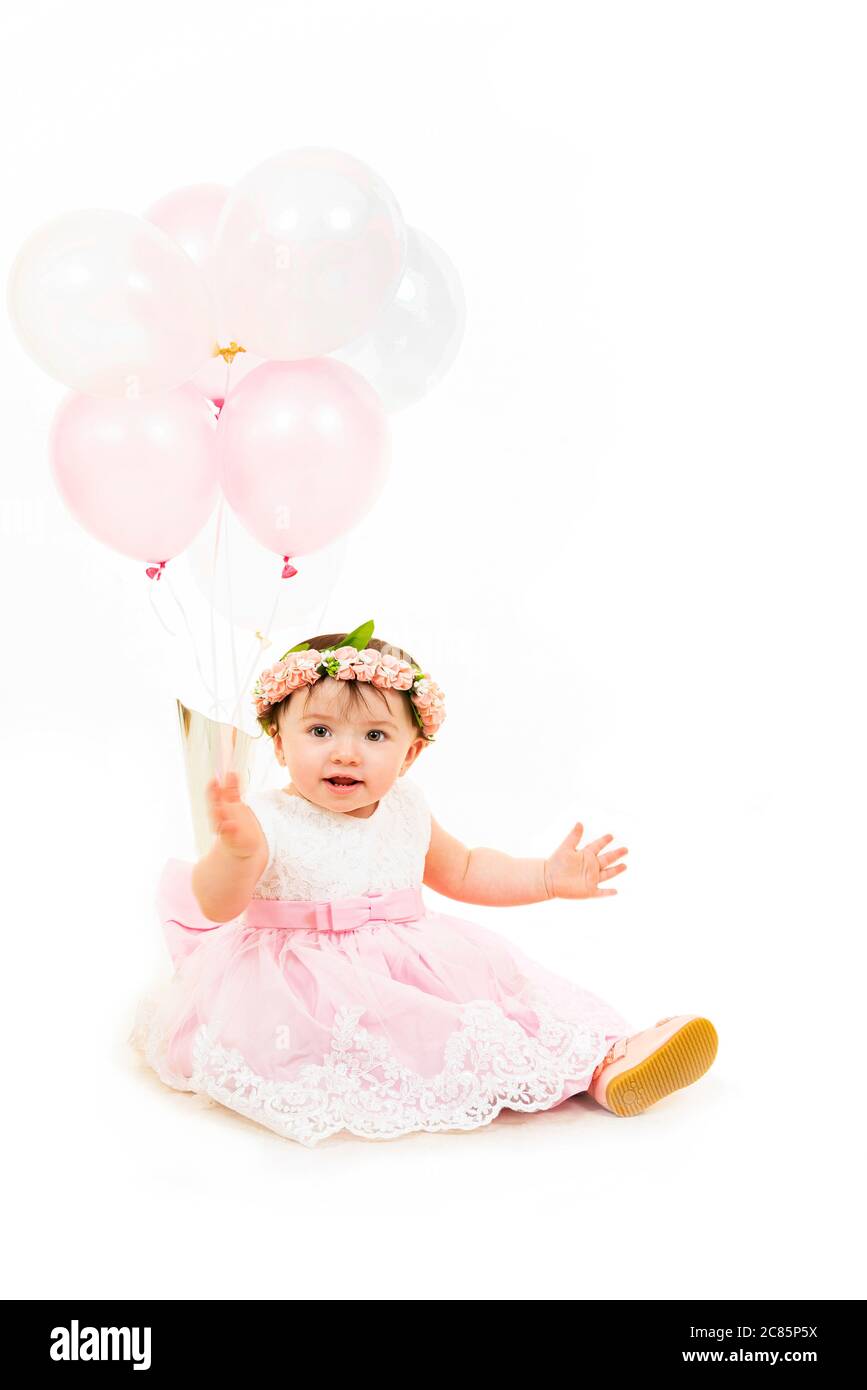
[271, 678, 426, 816]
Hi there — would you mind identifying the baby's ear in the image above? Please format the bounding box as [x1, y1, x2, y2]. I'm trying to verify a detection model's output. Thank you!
[404, 738, 426, 768]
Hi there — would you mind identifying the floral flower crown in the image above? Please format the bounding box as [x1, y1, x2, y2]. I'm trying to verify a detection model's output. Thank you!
[252, 619, 446, 743]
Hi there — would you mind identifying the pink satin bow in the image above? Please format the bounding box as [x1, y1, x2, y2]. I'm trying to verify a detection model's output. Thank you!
[244, 885, 426, 933]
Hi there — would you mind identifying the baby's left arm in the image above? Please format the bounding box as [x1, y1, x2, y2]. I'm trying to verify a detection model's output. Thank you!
[423, 815, 628, 906]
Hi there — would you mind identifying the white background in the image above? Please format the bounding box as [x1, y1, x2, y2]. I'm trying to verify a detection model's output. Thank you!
[2, 0, 864, 1301]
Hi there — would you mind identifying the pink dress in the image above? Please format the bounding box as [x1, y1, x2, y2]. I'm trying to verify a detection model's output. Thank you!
[129, 775, 635, 1147]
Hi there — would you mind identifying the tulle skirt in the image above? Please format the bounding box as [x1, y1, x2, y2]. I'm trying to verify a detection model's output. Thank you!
[129, 866, 635, 1147]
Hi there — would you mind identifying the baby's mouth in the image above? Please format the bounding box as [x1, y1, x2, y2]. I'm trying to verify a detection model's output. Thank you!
[325, 776, 362, 787]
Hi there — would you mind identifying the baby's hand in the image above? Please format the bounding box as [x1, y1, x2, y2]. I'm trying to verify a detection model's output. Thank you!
[206, 771, 263, 861]
[544, 822, 628, 900]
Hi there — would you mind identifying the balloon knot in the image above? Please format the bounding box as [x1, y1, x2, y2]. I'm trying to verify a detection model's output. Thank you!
[146, 560, 167, 581]
[214, 340, 247, 365]
[282, 555, 298, 579]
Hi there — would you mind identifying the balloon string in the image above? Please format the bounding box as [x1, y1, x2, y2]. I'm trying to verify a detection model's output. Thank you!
[222, 355, 240, 725]
[209, 497, 223, 723]
[227, 559, 341, 731]
[144, 561, 221, 704]
[208, 356, 237, 776]
[162, 570, 220, 704]
[147, 578, 177, 637]
[229, 580, 283, 730]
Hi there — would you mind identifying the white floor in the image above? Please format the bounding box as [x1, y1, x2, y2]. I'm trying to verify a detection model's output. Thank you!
[3, 854, 861, 1301]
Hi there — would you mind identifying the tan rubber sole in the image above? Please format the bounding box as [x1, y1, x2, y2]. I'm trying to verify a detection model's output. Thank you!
[603, 1017, 719, 1117]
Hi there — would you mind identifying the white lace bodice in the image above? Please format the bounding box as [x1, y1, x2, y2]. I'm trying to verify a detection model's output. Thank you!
[244, 774, 432, 902]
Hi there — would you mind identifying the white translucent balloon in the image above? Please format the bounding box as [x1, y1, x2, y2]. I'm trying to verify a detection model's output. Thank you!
[143, 183, 264, 403]
[6, 209, 216, 396]
[331, 226, 466, 411]
[185, 497, 348, 634]
[209, 146, 407, 359]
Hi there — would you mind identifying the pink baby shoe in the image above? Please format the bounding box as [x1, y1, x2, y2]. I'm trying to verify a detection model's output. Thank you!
[587, 1015, 718, 1117]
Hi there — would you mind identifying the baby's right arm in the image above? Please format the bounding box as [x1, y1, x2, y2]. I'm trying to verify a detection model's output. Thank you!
[191, 772, 269, 922]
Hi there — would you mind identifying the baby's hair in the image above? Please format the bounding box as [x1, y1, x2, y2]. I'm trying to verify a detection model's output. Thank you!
[258, 633, 425, 744]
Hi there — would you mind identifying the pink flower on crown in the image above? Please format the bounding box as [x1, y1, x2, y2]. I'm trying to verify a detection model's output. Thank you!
[351, 649, 381, 683]
[256, 676, 279, 703]
[411, 676, 444, 712]
[325, 645, 364, 680]
[371, 653, 415, 691]
[253, 648, 324, 716]
[411, 677, 446, 737]
[290, 649, 324, 682]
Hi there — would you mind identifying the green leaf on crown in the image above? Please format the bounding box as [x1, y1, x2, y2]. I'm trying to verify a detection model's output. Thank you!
[335, 619, 375, 652]
[278, 639, 310, 661]
[277, 619, 375, 665]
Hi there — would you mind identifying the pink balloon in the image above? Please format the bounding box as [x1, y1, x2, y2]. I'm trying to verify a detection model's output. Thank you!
[143, 182, 230, 265]
[49, 385, 220, 566]
[216, 359, 390, 558]
[143, 183, 264, 404]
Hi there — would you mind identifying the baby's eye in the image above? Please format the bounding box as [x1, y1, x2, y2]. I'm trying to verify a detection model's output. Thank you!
[308, 726, 387, 741]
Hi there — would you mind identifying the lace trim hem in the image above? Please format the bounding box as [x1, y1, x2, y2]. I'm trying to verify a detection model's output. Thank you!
[129, 985, 615, 1148]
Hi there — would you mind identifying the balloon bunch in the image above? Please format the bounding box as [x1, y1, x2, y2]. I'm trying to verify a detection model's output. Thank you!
[7, 146, 466, 584]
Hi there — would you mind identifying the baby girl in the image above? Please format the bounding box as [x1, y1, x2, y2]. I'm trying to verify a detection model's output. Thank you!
[131, 620, 718, 1147]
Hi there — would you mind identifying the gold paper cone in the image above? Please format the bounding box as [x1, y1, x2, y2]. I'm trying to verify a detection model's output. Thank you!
[175, 699, 258, 859]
